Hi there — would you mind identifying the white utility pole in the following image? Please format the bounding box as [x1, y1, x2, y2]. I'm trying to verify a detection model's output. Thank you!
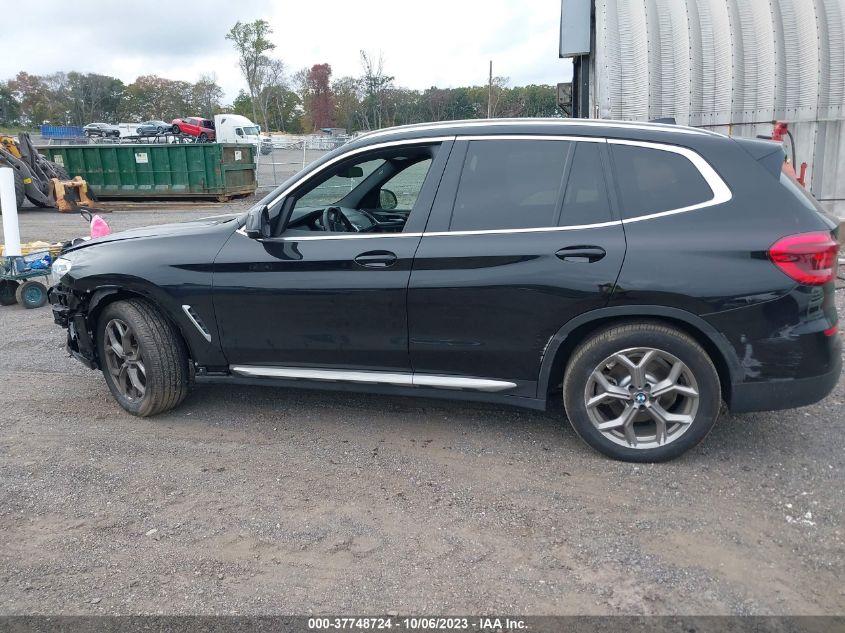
[0, 167, 22, 257]
[487, 60, 493, 118]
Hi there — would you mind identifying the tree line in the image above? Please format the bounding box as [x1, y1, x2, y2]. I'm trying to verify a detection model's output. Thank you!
[0, 71, 225, 129]
[225, 19, 561, 134]
[0, 19, 562, 133]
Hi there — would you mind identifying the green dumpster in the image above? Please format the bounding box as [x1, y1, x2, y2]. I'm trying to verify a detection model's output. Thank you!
[40, 143, 256, 201]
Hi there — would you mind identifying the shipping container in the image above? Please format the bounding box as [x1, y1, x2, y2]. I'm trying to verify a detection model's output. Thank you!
[40, 143, 256, 201]
[40, 125, 84, 139]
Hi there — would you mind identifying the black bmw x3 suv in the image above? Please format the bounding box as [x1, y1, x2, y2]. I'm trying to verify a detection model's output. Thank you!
[49, 118, 841, 461]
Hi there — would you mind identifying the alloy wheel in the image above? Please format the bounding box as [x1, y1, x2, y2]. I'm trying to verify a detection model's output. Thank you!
[103, 318, 146, 402]
[584, 347, 699, 449]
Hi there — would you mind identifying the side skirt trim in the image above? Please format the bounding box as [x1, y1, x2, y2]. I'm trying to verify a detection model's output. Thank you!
[197, 373, 547, 411]
[229, 365, 517, 393]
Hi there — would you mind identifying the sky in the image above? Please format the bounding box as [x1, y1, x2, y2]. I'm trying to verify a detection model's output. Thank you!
[4, 0, 572, 102]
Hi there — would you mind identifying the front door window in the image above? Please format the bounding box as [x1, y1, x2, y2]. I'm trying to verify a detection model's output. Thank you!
[283, 145, 439, 235]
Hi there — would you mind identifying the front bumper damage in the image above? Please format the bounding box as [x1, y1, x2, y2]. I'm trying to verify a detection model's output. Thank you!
[48, 284, 98, 370]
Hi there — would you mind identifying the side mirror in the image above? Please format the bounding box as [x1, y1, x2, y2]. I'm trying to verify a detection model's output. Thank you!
[379, 189, 398, 211]
[244, 206, 270, 239]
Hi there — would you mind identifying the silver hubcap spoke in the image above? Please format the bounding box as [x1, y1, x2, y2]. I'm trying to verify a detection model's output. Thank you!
[584, 346, 699, 450]
[103, 318, 146, 402]
[586, 371, 631, 408]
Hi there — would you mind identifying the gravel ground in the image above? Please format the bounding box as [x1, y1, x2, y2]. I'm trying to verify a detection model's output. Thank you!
[0, 207, 843, 616]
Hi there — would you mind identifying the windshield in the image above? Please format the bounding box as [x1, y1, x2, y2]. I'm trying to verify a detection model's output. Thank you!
[242, 126, 259, 135]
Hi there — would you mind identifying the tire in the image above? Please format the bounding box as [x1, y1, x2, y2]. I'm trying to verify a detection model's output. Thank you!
[172, 124, 181, 135]
[157, 126, 165, 134]
[13, 168, 25, 209]
[562, 321, 721, 462]
[15, 281, 47, 309]
[198, 133, 208, 142]
[0, 280, 19, 305]
[96, 299, 190, 417]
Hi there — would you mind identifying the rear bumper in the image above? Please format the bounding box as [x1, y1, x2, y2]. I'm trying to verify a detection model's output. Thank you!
[729, 346, 841, 413]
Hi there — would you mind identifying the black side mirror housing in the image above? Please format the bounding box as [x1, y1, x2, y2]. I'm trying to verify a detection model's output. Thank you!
[244, 206, 270, 239]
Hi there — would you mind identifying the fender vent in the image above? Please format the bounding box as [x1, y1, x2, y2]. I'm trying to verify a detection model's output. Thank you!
[182, 305, 212, 342]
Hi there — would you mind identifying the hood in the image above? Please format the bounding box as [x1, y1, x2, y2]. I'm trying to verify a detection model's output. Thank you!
[67, 213, 241, 252]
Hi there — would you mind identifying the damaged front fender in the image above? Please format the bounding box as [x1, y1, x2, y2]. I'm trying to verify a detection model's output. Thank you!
[48, 284, 99, 370]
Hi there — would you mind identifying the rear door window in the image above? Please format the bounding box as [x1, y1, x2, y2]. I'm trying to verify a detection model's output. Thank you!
[560, 142, 612, 225]
[610, 143, 713, 219]
[449, 139, 570, 231]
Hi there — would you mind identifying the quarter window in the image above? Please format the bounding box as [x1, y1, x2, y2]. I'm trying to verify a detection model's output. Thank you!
[449, 140, 571, 231]
[611, 144, 713, 219]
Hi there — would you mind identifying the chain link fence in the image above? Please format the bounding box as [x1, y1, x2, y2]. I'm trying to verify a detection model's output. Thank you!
[256, 134, 354, 191]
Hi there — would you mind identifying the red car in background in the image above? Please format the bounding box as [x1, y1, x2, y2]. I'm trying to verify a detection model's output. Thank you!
[171, 117, 215, 141]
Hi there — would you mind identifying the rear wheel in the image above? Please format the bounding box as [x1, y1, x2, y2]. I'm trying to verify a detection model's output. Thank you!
[0, 280, 19, 305]
[563, 322, 720, 462]
[198, 133, 208, 142]
[15, 280, 47, 309]
[96, 299, 190, 417]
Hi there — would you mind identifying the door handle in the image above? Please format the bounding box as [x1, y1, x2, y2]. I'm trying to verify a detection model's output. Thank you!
[354, 250, 398, 268]
[555, 245, 607, 263]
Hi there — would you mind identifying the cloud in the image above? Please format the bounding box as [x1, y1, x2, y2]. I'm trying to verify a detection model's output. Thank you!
[1, 0, 572, 102]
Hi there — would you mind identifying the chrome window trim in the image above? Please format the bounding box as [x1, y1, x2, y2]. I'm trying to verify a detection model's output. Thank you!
[607, 138, 733, 223]
[230, 365, 517, 392]
[239, 135, 731, 243]
[422, 221, 621, 237]
[266, 135, 454, 209]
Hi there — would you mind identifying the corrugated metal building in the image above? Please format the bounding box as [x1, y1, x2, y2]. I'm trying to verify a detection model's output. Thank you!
[567, 0, 845, 216]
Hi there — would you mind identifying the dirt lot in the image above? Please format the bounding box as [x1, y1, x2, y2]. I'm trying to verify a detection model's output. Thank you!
[0, 205, 843, 615]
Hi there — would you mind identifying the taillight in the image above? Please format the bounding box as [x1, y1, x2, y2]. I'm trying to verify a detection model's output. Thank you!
[768, 232, 839, 285]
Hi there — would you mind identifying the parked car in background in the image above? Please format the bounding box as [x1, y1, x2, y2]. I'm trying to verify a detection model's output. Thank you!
[172, 117, 215, 142]
[83, 123, 120, 138]
[136, 120, 171, 137]
[48, 119, 840, 462]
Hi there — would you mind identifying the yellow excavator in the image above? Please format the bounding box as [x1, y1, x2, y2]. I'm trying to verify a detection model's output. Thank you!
[0, 132, 94, 213]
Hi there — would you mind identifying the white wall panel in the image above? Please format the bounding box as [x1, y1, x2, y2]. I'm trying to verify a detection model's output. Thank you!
[595, 0, 842, 124]
[593, 0, 845, 216]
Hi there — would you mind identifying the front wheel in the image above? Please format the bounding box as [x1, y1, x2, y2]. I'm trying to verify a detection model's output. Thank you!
[97, 299, 190, 416]
[563, 322, 720, 462]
